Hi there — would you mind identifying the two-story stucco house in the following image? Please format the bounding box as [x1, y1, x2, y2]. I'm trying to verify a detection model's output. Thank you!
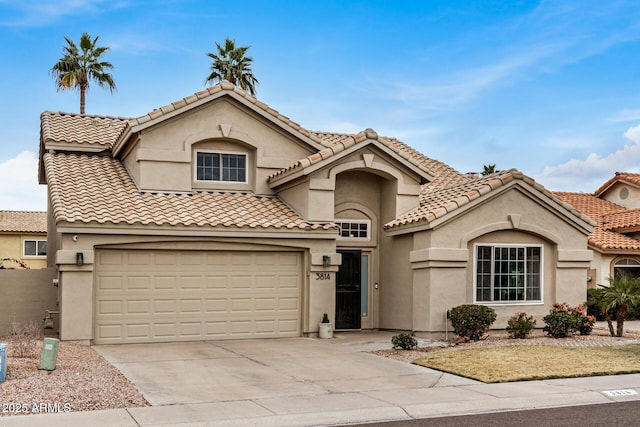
[0, 210, 47, 269]
[38, 82, 594, 344]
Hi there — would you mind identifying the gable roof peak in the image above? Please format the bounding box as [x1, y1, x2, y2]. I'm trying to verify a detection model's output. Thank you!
[363, 128, 378, 140]
[594, 171, 640, 196]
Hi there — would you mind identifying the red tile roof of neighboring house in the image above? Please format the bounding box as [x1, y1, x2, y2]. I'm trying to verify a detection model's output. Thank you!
[44, 152, 335, 231]
[553, 192, 640, 251]
[594, 172, 640, 197]
[0, 211, 47, 233]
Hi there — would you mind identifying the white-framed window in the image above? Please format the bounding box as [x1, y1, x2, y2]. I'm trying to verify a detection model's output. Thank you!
[474, 244, 542, 303]
[195, 151, 247, 183]
[337, 220, 370, 240]
[613, 258, 640, 279]
[24, 239, 47, 257]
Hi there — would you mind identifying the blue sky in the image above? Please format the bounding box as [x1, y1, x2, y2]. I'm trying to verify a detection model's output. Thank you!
[2, 0, 640, 210]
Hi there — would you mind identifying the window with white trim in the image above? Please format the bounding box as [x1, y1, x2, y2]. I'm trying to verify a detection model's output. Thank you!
[24, 240, 47, 257]
[475, 244, 542, 302]
[196, 152, 247, 182]
[337, 220, 370, 240]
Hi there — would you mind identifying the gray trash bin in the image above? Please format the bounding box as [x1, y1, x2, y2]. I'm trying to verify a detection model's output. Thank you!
[0, 343, 6, 383]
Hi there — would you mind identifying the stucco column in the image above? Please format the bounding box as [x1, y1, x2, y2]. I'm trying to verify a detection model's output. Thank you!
[556, 249, 593, 303]
[56, 250, 94, 343]
[308, 252, 341, 335]
[410, 248, 468, 337]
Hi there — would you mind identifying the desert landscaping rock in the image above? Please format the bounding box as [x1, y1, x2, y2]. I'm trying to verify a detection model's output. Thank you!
[0, 338, 148, 417]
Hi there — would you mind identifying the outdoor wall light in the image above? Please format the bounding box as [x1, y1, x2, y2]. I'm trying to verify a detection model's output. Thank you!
[76, 252, 84, 266]
[322, 255, 331, 267]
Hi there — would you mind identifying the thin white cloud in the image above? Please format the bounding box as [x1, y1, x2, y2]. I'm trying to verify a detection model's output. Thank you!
[607, 109, 640, 123]
[535, 124, 640, 191]
[0, 152, 47, 211]
[382, 1, 640, 112]
[0, 0, 128, 27]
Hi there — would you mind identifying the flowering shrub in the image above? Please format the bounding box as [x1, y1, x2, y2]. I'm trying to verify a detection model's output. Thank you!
[543, 302, 593, 338]
[506, 312, 536, 339]
[570, 304, 596, 335]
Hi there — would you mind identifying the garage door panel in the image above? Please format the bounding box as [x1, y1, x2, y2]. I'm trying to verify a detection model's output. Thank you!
[95, 250, 302, 344]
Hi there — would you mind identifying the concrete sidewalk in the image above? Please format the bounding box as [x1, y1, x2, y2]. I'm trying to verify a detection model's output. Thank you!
[2, 330, 640, 426]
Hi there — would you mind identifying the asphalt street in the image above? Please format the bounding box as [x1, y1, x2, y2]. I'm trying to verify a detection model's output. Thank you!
[341, 401, 640, 427]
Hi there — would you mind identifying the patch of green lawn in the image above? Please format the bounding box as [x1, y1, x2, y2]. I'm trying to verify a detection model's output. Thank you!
[413, 344, 640, 383]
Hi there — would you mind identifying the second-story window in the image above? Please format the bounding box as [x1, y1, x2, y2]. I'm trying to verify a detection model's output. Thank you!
[196, 152, 247, 182]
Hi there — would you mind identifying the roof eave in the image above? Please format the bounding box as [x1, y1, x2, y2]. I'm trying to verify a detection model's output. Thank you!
[269, 139, 434, 189]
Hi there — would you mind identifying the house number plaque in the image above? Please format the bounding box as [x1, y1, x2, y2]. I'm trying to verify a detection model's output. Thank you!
[315, 273, 331, 280]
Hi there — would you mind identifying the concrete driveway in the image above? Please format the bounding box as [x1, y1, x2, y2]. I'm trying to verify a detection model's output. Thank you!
[94, 333, 479, 425]
[90, 332, 640, 426]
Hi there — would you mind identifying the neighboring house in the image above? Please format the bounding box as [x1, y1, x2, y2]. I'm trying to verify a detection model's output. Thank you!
[0, 210, 47, 269]
[556, 172, 640, 288]
[38, 82, 593, 344]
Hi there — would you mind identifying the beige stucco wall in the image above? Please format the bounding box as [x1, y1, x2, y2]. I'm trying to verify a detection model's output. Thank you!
[406, 186, 592, 337]
[278, 147, 421, 222]
[123, 99, 316, 194]
[0, 232, 48, 269]
[0, 268, 58, 334]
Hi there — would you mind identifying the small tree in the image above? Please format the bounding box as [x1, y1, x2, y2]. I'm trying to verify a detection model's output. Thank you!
[603, 273, 640, 337]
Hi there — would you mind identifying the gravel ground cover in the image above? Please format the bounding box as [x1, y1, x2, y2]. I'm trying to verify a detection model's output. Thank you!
[0, 337, 148, 417]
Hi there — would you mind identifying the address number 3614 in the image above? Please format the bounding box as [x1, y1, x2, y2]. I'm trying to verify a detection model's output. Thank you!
[315, 273, 330, 280]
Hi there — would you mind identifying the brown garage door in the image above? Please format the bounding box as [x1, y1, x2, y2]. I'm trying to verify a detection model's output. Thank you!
[94, 249, 302, 344]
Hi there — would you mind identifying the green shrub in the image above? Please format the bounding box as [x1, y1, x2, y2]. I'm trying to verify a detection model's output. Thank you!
[391, 332, 418, 350]
[449, 304, 497, 341]
[506, 312, 536, 339]
[586, 288, 611, 321]
[543, 302, 582, 338]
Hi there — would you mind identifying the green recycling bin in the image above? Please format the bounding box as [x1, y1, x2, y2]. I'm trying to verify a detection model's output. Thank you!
[0, 343, 6, 383]
[39, 338, 59, 371]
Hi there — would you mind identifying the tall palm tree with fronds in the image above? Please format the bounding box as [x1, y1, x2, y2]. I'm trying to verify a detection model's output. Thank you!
[205, 37, 258, 95]
[50, 32, 116, 114]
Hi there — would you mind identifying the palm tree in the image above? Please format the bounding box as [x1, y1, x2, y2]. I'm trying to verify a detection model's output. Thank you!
[50, 32, 116, 114]
[481, 164, 498, 176]
[603, 272, 640, 337]
[205, 37, 258, 95]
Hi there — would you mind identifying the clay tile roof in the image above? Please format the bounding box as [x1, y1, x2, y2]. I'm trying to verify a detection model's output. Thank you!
[553, 191, 640, 251]
[119, 82, 322, 146]
[41, 111, 129, 148]
[602, 208, 640, 232]
[386, 170, 586, 230]
[0, 211, 47, 233]
[594, 172, 640, 196]
[268, 130, 468, 187]
[44, 152, 334, 231]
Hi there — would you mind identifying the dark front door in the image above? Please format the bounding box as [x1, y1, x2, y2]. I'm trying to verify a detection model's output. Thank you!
[336, 250, 361, 329]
